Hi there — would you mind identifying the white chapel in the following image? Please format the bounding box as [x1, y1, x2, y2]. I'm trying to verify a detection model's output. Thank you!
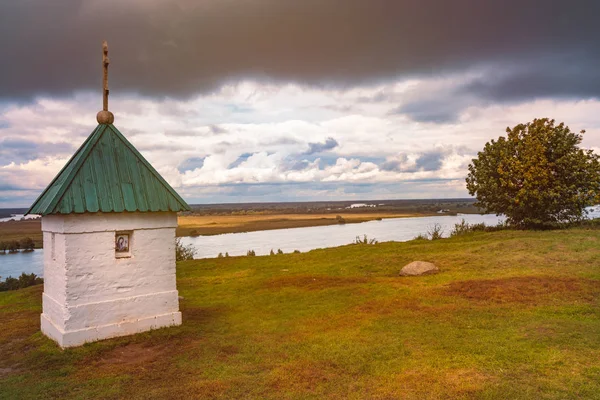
[26, 42, 190, 348]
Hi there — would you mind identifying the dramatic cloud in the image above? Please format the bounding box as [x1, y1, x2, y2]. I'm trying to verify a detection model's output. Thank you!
[2, 0, 600, 103]
[2, 1, 600, 207]
[2, 79, 599, 208]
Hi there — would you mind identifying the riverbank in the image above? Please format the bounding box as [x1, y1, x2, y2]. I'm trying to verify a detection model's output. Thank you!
[1, 229, 599, 398]
[176, 212, 431, 236]
[0, 212, 435, 248]
[0, 219, 43, 249]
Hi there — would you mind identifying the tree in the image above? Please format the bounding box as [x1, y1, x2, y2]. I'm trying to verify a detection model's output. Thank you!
[0, 241, 7, 254]
[466, 118, 600, 228]
[8, 240, 19, 253]
[21, 237, 35, 252]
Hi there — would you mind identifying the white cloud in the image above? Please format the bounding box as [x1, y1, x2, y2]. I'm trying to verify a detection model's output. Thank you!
[2, 78, 600, 207]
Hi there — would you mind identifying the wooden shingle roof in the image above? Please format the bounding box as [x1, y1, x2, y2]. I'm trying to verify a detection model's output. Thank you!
[26, 124, 190, 216]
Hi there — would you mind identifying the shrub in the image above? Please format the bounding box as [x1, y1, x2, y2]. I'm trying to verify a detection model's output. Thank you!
[450, 219, 470, 237]
[293, 250, 301, 253]
[0, 241, 7, 254]
[225, 252, 230, 257]
[353, 235, 378, 245]
[175, 238, 196, 261]
[0, 273, 43, 292]
[336, 215, 346, 224]
[8, 240, 19, 253]
[270, 249, 275, 256]
[218, 253, 224, 258]
[413, 233, 428, 241]
[246, 250, 256, 256]
[450, 219, 508, 237]
[21, 237, 35, 252]
[427, 224, 444, 240]
[277, 249, 283, 255]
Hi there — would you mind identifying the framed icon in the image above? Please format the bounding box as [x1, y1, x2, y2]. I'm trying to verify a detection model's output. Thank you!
[115, 233, 130, 256]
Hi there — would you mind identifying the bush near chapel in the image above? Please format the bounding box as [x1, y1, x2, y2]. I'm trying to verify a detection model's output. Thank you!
[175, 238, 196, 261]
[466, 118, 600, 228]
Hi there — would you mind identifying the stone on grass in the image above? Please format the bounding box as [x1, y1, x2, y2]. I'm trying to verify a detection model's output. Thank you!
[400, 261, 439, 276]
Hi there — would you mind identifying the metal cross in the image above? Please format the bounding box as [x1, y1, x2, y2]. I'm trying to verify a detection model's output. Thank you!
[102, 41, 110, 111]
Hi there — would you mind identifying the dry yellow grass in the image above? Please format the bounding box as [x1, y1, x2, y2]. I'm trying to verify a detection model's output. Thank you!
[177, 212, 419, 236]
[0, 220, 42, 248]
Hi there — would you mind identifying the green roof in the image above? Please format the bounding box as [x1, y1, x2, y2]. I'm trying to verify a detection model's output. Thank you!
[27, 124, 191, 216]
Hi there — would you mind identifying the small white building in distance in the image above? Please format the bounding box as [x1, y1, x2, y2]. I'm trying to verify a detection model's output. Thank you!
[25, 42, 191, 348]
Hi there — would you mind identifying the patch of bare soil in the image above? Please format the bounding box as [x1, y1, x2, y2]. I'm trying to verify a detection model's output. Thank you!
[442, 276, 600, 304]
[268, 359, 339, 393]
[0, 367, 18, 378]
[356, 297, 458, 317]
[264, 275, 368, 291]
[95, 343, 168, 367]
[183, 305, 229, 323]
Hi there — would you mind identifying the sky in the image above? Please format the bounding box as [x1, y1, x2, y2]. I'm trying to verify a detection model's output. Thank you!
[1, 0, 600, 208]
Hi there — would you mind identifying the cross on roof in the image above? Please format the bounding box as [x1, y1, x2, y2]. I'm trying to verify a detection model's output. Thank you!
[97, 40, 115, 124]
[103, 41, 109, 112]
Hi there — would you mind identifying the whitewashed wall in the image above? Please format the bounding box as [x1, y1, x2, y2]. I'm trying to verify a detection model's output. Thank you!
[40, 212, 181, 348]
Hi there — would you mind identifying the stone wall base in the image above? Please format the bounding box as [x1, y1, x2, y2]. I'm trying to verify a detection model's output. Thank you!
[41, 311, 182, 348]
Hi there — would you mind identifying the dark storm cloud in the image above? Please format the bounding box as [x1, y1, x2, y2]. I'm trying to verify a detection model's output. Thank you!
[394, 59, 600, 123]
[305, 137, 338, 155]
[461, 61, 600, 102]
[2, 0, 600, 101]
[390, 100, 463, 124]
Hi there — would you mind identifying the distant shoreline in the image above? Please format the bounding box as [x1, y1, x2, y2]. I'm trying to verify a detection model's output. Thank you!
[1, 198, 481, 247]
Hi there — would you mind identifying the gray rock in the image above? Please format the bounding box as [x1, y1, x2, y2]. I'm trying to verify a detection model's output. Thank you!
[400, 261, 439, 276]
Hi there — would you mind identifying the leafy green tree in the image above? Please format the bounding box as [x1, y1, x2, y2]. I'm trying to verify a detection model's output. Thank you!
[0, 273, 43, 292]
[466, 118, 600, 228]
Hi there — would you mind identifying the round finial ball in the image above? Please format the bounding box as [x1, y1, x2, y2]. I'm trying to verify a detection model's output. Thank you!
[96, 110, 114, 124]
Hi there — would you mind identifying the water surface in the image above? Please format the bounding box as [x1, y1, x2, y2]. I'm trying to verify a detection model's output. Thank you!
[179, 213, 504, 259]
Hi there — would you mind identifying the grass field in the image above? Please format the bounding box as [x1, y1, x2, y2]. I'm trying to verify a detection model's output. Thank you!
[1, 229, 600, 399]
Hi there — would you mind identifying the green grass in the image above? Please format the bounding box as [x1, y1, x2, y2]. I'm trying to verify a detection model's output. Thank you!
[1, 229, 600, 399]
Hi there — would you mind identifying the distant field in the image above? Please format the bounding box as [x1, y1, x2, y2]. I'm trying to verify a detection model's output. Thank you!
[0, 220, 42, 248]
[1, 229, 599, 398]
[176, 212, 425, 236]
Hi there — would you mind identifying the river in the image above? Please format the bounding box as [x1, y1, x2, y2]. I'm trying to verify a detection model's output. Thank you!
[2, 209, 599, 278]
[0, 213, 502, 278]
